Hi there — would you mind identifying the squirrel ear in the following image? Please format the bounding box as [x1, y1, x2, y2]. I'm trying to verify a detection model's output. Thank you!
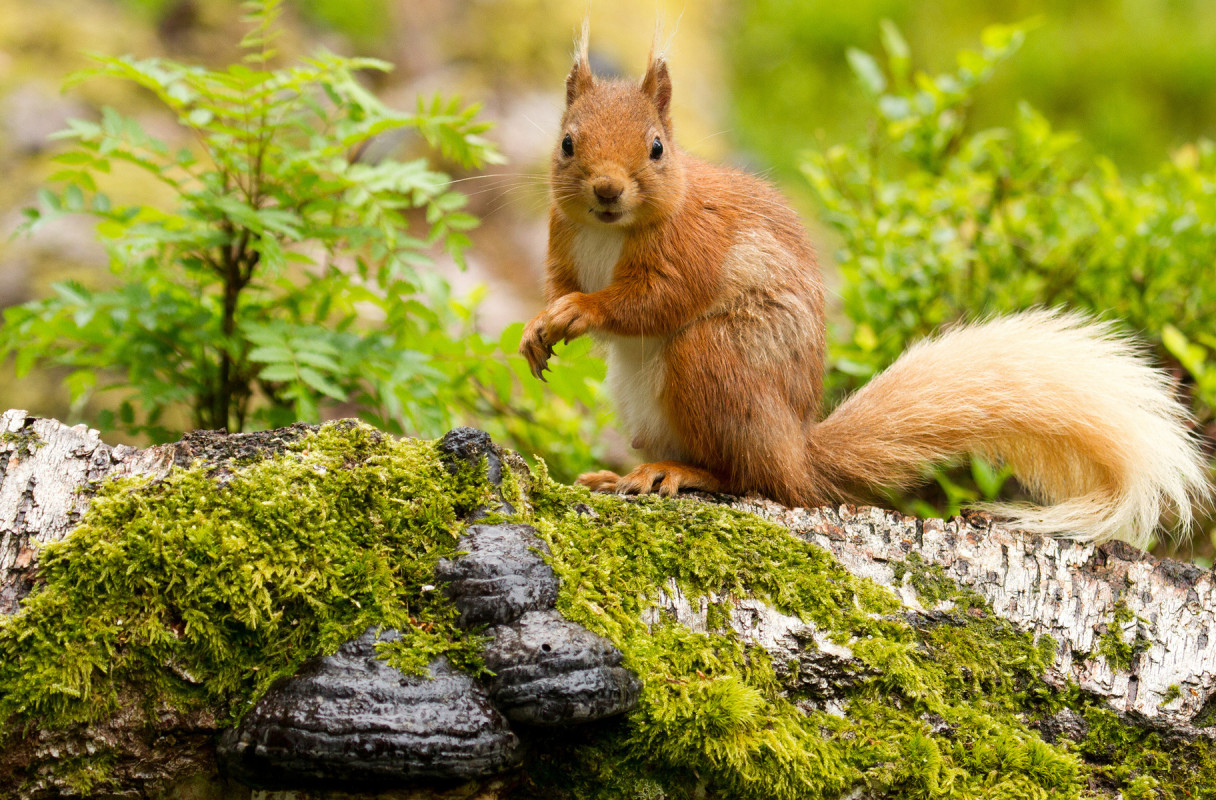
[565, 58, 594, 106]
[641, 55, 672, 122]
[566, 20, 594, 106]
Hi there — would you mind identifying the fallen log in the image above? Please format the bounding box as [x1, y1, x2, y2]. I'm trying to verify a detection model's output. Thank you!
[0, 411, 1212, 799]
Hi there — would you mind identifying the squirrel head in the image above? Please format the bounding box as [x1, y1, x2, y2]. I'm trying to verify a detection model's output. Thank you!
[551, 37, 686, 230]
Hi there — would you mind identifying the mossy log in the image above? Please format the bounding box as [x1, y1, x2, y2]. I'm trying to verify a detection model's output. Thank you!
[1, 410, 1214, 799]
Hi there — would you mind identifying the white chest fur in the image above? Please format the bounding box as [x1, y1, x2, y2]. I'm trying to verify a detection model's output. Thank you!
[571, 227, 624, 293]
[601, 334, 683, 459]
[568, 227, 682, 460]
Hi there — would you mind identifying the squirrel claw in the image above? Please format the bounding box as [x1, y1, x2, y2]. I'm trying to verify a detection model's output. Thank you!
[524, 354, 548, 381]
[520, 312, 558, 382]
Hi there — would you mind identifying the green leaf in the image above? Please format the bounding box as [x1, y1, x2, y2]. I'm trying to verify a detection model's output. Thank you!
[846, 48, 887, 96]
[37, 188, 61, 212]
[970, 458, 1010, 500]
[52, 281, 92, 306]
[52, 151, 97, 166]
[297, 367, 347, 400]
[14, 346, 38, 377]
[186, 108, 214, 127]
[257, 363, 298, 383]
[980, 22, 1026, 55]
[65, 369, 97, 402]
[63, 184, 85, 212]
[498, 322, 524, 355]
[247, 345, 294, 364]
[293, 351, 342, 372]
[879, 19, 910, 81]
[1162, 324, 1207, 379]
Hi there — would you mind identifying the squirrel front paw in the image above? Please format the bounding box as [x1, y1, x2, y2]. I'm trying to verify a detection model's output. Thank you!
[520, 313, 554, 380]
[519, 294, 599, 381]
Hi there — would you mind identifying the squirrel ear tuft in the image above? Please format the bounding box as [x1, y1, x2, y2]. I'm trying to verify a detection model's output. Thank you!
[566, 19, 594, 106]
[641, 55, 672, 122]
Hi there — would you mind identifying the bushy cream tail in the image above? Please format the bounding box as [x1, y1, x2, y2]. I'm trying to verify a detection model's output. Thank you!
[811, 310, 1211, 547]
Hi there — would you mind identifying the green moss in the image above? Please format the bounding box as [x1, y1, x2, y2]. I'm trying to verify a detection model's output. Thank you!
[891, 552, 988, 612]
[1193, 697, 1216, 730]
[0, 426, 45, 457]
[704, 598, 733, 632]
[1074, 704, 1216, 798]
[0, 421, 492, 736]
[497, 450, 530, 513]
[1096, 601, 1145, 671]
[53, 751, 116, 795]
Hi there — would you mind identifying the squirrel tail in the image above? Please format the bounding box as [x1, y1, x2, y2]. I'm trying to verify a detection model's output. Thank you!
[808, 310, 1211, 547]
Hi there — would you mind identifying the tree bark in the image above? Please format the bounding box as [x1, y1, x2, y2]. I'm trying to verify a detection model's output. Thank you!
[676, 499, 1216, 736]
[0, 409, 179, 614]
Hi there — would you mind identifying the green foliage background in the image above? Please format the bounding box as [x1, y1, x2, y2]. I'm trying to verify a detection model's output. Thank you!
[730, 0, 1216, 178]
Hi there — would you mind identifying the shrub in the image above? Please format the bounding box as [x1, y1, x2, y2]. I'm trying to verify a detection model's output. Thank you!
[802, 22, 1216, 520]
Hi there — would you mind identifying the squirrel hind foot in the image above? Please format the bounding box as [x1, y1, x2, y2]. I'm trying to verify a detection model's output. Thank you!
[579, 461, 724, 498]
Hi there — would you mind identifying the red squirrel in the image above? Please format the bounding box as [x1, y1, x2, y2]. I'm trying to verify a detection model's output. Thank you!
[519, 34, 1211, 548]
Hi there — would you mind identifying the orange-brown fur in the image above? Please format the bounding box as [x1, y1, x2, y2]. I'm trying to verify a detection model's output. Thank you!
[519, 43, 1210, 547]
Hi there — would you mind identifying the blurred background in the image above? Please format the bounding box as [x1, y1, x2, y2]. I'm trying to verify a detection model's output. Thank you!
[1, 0, 1214, 557]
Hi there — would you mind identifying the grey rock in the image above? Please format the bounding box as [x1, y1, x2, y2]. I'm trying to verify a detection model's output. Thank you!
[218, 627, 521, 790]
[437, 523, 559, 627]
[483, 610, 642, 726]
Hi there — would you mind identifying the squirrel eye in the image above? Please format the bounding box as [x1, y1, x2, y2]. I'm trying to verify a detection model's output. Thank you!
[561, 134, 574, 157]
[650, 137, 663, 160]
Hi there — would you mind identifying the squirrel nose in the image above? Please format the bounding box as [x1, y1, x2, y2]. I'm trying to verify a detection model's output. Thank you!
[593, 178, 624, 203]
